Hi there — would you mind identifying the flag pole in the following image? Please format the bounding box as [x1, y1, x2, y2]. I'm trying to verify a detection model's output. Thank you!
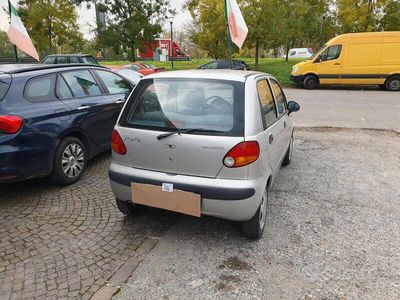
[8, 0, 18, 62]
[224, 0, 233, 69]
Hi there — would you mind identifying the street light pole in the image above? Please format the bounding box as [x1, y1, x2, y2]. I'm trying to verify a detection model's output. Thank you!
[169, 19, 174, 69]
[321, 15, 327, 47]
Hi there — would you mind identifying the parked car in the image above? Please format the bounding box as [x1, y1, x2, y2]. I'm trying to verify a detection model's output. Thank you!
[109, 70, 300, 239]
[0, 64, 134, 185]
[123, 63, 165, 76]
[108, 66, 144, 86]
[42, 54, 99, 65]
[197, 60, 251, 70]
[290, 31, 400, 90]
[283, 48, 314, 59]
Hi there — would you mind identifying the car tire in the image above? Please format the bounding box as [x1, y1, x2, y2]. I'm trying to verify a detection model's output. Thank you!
[115, 198, 147, 216]
[242, 188, 268, 240]
[303, 75, 319, 89]
[385, 75, 400, 91]
[50, 137, 87, 186]
[282, 135, 293, 166]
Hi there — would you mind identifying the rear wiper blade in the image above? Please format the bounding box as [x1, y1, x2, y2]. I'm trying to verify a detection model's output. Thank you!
[157, 128, 223, 140]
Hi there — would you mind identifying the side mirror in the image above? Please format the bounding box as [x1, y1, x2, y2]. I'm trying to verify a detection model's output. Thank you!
[287, 101, 300, 115]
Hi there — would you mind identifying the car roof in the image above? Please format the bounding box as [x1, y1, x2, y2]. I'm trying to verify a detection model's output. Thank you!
[145, 70, 268, 82]
[44, 54, 94, 57]
[0, 63, 106, 74]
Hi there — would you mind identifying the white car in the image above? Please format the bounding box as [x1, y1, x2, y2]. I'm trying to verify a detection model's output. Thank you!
[284, 48, 314, 59]
[109, 70, 300, 239]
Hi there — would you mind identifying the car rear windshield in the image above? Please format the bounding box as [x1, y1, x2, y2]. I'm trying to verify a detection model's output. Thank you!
[84, 56, 98, 65]
[0, 74, 11, 101]
[119, 78, 245, 136]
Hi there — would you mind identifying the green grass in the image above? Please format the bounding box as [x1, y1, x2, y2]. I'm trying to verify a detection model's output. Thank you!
[101, 58, 303, 87]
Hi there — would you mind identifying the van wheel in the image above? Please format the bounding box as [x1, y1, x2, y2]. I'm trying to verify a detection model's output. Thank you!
[385, 75, 400, 91]
[303, 75, 319, 89]
[282, 135, 293, 166]
[242, 188, 268, 240]
[115, 198, 147, 216]
[50, 137, 87, 185]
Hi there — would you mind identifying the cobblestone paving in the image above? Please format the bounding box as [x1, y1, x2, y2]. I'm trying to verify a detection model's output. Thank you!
[0, 152, 171, 300]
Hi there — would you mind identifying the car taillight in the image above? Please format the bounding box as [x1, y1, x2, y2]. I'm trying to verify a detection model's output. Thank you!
[223, 141, 260, 168]
[112, 130, 127, 155]
[0, 115, 24, 134]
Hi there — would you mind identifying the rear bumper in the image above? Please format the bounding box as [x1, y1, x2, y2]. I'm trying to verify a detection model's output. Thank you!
[0, 141, 52, 183]
[290, 74, 304, 84]
[109, 163, 266, 221]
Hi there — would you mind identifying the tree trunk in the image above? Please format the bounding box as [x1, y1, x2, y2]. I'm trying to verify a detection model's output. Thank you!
[255, 40, 259, 71]
[48, 18, 52, 54]
[131, 43, 136, 62]
[285, 43, 290, 62]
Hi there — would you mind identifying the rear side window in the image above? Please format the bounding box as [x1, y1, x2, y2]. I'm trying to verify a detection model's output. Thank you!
[256, 79, 277, 127]
[56, 75, 73, 99]
[119, 79, 244, 136]
[43, 56, 56, 64]
[62, 70, 102, 97]
[95, 70, 131, 94]
[0, 74, 11, 100]
[69, 56, 80, 63]
[24, 74, 56, 102]
[57, 56, 68, 64]
[202, 62, 218, 69]
[132, 65, 142, 71]
[270, 79, 287, 115]
[84, 56, 98, 65]
[218, 61, 230, 69]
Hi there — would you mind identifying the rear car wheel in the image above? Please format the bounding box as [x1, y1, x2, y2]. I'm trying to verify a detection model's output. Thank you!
[303, 75, 319, 89]
[282, 135, 293, 166]
[115, 198, 147, 216]
[385, 75, 400, 91]
[50, 137, 87, 185]
[242, 188, 268, 240]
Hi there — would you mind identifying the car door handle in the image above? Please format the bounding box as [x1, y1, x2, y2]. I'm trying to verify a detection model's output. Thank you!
[77, 105, 91, 110]
[268, 133, 274, 144]
[284, 121, 287, 128]
[115, 99, 125, 104]
[334, 63, 341, 65]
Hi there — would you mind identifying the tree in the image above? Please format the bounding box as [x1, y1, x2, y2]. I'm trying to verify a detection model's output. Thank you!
[99, 0, 173, 61]
[335, 0, 392, 33]
[185, 0, 234, 59]
[242, 0, 284, 68]
[18, 0, 84, 56]
[380, 0, 400, 31]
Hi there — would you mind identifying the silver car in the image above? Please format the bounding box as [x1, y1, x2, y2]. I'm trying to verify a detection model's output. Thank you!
[109, 70, 300, 239]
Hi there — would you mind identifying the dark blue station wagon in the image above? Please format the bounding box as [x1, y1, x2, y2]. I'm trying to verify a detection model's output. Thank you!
[0, 64, 133, 185]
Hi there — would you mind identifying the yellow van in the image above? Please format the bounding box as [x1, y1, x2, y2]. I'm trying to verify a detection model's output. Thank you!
[290, 32, 400, 91]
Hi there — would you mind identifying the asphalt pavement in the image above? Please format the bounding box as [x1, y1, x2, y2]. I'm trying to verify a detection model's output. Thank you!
[284, 88, 400, 132]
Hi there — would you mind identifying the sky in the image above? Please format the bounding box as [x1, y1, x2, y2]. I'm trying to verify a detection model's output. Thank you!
[0, 0, 191, 38]
[77, 0, 191, 39]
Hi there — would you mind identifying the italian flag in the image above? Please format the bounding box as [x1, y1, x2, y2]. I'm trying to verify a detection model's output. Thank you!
[7, 0, 39, 60]
[225, 0, 248, 49]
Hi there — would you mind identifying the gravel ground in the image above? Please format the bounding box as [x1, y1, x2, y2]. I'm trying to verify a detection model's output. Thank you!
[114, 127, 400, 300]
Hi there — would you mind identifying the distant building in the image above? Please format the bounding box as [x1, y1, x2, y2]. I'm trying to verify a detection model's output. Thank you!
[139, 39, 190, 61]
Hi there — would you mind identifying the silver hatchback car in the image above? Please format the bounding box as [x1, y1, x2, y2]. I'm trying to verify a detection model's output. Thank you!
[109, 70, 300, 239]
